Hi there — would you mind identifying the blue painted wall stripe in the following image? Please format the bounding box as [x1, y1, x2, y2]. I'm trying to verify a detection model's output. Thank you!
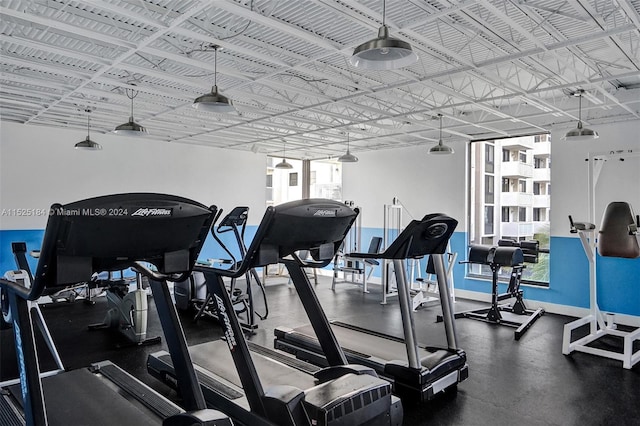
[2, 228, 638, 315]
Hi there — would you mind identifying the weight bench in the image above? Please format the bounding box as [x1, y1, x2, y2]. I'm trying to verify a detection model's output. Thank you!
[438, 242, 544, 340]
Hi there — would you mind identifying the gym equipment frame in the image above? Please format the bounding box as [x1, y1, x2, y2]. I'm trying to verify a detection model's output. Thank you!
[148, 199, 403, 426]
[564, 202, 640, 369]
[439, 241, 544, 340]
[275, 213, 468, 402]
[0, 193, 231, 426]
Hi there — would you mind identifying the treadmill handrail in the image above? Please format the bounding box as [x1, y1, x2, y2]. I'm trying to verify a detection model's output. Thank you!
[0, 277, 31, 299]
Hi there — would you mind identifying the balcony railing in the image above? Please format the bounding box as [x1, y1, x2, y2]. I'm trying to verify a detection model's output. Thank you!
[501, 191, 533, 206]
[501, 161, 533, 178]
[533, 167, 551, 181]
[533, 221, 550, 234]
[533, 141, 551, 157]
[501, 138, 534, 150]
[500, 221, 534, 238]
[533, 194, 550, 208]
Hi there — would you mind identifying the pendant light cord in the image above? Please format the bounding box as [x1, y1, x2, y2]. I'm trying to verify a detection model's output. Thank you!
[382, 0, 386, 26]
[578, 90, 582, 123]
[86, 110, 91, 138]
[125, 88, 139, 121]
[438, 113, 443, 143]
[214, 46, 218, 87]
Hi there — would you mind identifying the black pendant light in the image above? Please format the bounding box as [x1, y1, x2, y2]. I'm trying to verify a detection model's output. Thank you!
[75, 109, 102, 150]
[275, 141, 293, 169]
[193, 45, 235, 113]
[428, 114, 454, 155]
[113, 87, 148, 136]
[349, 0, 418, 70]
[562, 89, 599, 141]
[338, 133, 358, 162]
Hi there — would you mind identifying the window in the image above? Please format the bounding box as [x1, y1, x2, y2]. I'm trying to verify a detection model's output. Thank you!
[502, 207, 510, 222]
[485, 144, 495, 173]
[533, 182, 541, 195]
[519, 207, 527, 222]
[485, 175, 494, 203]
[469, 137, 550, 287]
[519, 180, 527, 192]
[502, 178, 510, 192]
[267, 158, 342, 207]
[533, 208, 543, 221]
[484, 206, 494, 235]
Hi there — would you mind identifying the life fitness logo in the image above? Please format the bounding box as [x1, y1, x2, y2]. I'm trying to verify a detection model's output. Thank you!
[313, 209, 337, 217]
[215, 294, 237, 351]
[131, 208, 172, 217]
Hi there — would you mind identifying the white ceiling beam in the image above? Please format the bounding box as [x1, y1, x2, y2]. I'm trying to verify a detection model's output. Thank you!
[21, 1, 214, 124]
[0, 7, 135, 49]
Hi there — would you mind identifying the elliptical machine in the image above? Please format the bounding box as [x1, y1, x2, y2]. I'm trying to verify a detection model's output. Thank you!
[174, 206, 268, 331]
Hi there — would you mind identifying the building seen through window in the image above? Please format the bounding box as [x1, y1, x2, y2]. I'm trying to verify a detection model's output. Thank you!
[267, 157, 342, 206]
[469, 134, 551, 285]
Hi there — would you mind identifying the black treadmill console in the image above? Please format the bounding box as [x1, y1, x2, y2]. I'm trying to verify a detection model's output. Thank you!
[353, 213, 458, 260]
[241, 199, 359, 271]
[0, 193, 229, 426]
[31, 193, 216, 297]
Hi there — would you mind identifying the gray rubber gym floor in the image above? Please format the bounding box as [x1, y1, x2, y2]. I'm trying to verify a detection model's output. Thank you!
[2, 276, 639, 425]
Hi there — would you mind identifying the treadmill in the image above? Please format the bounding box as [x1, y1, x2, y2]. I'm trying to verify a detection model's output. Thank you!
[274, 213, 468, 401]
[0, 193, 231, 426]
[148, 199, 403, 426]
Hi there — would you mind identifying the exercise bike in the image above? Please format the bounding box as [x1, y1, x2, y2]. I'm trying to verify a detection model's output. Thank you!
[88, 268, 161, 347]
[174, 206, 268, 331]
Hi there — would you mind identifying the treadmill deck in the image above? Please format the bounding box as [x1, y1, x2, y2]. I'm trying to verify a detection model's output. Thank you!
[7, 368, 160, 426]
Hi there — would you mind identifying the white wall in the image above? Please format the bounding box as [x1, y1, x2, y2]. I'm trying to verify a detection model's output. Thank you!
[341, 142, 467, 228]
[0, 122, 267, 229]
[340, 120, 640, 236]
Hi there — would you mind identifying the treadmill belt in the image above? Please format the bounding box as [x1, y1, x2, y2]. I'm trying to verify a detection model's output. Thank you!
[188, 341, 317, 391]
[247, 341, 320, 375]
[293, 323, 426, 364]
[9, 369, 158, 426]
